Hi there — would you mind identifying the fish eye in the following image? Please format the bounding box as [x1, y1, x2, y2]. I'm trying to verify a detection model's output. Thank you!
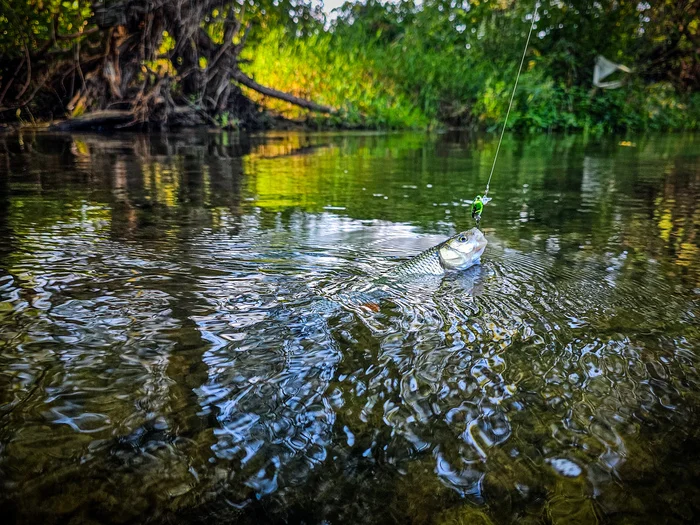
[458, 235, 467, 242]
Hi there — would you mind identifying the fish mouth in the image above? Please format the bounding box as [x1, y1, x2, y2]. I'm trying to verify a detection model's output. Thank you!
[471, 237, 488, 261]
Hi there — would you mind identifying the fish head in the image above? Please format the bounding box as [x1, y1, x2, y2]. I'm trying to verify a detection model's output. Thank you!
[439, 228, 488, 270]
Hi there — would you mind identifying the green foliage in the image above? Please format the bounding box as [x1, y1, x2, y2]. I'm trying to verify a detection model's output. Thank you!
[216, 110, 239, 130]
[0, 0, 92, 56]
[0, 0, 696, 131]
[241, 26, 430, 128]
[244, 0, 699, 132]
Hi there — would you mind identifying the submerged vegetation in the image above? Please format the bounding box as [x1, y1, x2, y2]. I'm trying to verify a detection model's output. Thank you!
[0, 0, 698, 131]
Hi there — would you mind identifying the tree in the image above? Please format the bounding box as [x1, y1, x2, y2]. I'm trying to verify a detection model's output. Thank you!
[0, 0, 333, 128]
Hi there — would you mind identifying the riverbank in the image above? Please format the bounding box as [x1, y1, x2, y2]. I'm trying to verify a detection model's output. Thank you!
[4, 81, 698, 135]
[2, 1, 698, 136]
[0, 108, 307, 134]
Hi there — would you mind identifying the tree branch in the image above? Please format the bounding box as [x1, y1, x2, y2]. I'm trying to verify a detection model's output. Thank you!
[232, 70, 334, 114]
[209, 17, 241, 71]
[57, 27, 100, 40]
[50, 109, 135, 130]
[0, 53, 26, 105]
[233, 24, 252, 56]
[16, 44, 32, 101]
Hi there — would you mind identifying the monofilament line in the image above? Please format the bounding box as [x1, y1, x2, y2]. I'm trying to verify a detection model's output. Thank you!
[484, 1, 539, 197]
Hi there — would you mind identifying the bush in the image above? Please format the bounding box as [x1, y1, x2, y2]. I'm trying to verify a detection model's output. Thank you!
[243, 0, 699, 132]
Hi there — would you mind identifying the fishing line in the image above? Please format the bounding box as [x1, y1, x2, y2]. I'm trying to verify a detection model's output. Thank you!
[484, 1, 539, 198]
[471, 1, 539, 225]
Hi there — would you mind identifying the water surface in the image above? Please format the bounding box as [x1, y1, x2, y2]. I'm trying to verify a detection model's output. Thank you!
[0, 131, 699, 524]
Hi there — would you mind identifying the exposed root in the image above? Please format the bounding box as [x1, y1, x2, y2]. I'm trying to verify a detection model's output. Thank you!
[0, 0, 333, 129]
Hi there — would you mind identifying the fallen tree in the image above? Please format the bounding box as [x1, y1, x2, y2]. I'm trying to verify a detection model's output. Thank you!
[0, 0, 334, 129]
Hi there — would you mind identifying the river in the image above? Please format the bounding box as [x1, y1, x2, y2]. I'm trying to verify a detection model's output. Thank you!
[0, 131, 699, 524]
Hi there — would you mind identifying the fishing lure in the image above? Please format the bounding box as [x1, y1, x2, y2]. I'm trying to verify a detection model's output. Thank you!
[470, 195, 491, 225]
[471, 195, 484, 223]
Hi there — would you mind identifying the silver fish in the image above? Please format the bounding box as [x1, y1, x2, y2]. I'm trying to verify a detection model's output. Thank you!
[389, 228, 487, 276]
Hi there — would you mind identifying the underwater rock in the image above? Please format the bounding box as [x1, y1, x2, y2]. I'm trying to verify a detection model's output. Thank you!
[546, 495, 598, 525]
[547, 457, 583, 478]
[390, 460, 456, 525]
[435, 505, 495, 525]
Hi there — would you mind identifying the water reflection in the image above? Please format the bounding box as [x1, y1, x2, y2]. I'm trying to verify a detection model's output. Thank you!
[0, 131, 699, 524]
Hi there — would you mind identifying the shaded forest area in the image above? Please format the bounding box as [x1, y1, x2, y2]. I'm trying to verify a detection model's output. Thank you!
[0, 0, 698, 132]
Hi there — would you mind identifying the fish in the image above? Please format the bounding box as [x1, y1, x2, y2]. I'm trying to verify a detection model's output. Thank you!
[388, 228, 487, 277]
[307, 229, 487, 315]
[351, 228, 487, 309]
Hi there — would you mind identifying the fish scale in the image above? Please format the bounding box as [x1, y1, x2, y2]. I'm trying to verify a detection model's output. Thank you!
[389, 244, 446, 276]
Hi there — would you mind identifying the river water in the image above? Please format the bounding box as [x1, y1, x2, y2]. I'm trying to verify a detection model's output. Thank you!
[0, 131, 698, 524]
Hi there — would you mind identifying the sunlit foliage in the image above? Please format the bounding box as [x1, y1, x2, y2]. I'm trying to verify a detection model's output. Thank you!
[244, 0, 700, 131]
[0, 0, 697, 130]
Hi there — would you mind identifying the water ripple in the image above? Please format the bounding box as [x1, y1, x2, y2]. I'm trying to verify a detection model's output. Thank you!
[1, 132, 699, 524]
